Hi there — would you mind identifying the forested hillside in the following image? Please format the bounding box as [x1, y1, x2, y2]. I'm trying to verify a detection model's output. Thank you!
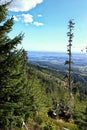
[0, 2, 32, 129]
[27, 63, 87, 130]
[0, 2, 87, 130]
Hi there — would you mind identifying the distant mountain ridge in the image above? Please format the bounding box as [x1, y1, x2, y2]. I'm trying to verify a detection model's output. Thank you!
[28, 51, 87, 74]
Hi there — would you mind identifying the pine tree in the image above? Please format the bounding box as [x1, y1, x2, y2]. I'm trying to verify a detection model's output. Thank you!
[0, 2, 31, 129]
[65, 19, 75, 97]
[65, 19, 75, 120]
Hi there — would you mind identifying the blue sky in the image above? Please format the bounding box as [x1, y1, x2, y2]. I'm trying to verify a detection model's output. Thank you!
[0, 0, 87, 52]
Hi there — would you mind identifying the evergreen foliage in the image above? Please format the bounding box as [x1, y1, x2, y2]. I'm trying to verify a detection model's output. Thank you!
[0, 2, 31, 129]
[0, 2, 87, 130]
[64, 20, 75, 120]
[28, 64, 87, 130]
[66, 19, 75, 97]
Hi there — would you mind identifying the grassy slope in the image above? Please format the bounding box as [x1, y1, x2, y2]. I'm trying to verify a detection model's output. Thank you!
[26, 63, 87, 130]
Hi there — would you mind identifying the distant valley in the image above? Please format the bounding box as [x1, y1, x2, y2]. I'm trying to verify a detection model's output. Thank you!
[28, 51, 87, 75]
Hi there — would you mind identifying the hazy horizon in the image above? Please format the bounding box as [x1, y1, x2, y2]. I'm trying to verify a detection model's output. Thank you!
[28, 50, 87, 54]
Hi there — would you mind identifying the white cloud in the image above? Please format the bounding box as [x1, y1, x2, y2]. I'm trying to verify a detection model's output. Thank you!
[37, 14, 43, 17]
[33, 21, 44, 26]
[0, 0, 43, 12]
[13, 14, 44, 27]
[13, 14, 33, 24]
[21, 14, 33, 23]
[0, 0, 44, 27]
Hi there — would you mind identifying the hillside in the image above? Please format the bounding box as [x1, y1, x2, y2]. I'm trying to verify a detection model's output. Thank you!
[26, 63, 87, 130]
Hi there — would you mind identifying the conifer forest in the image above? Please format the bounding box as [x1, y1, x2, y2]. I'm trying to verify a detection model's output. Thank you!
[0, 2, 87, 130]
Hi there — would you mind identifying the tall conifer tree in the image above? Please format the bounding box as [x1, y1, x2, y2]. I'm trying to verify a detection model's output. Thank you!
[0, 2, 31, 129]
[65, 19, 75, 120]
